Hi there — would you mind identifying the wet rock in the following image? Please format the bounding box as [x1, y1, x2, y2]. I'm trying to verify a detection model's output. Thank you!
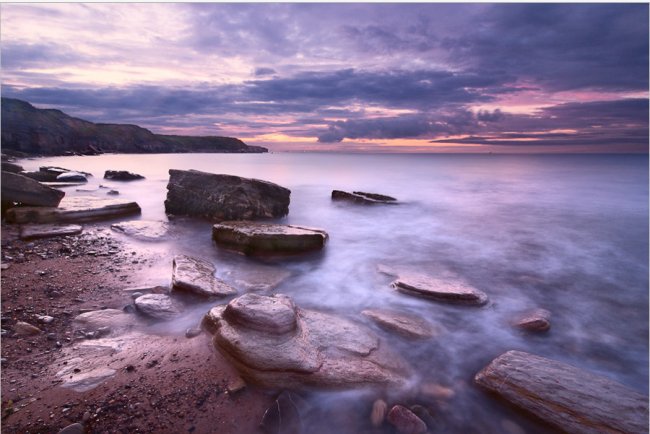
[164, 169, 290, 221]
[6, 196, 141, 224]
[387, 405, 427, 434]
[370, 399, 388, 427]
[392, 274, 488, 306]
[513, 308, 551, 332]
[73, 309, 139, 334]
[332, 190, 398, 205]
[57, 422, 84, 434]
[111, 220, 169, 241]
[172, 255, 237, 297]
[212, 221, 328, 255]
[104, 170, 144, 181]
[1, 161, 23, 173]
[14, 321, 41, 336]
[1, 171, 65, 207]
[134, 294, 180, 320]
[19, 224, 83, 240]
[206, 293, 409, 389]
[260, 391, 305, 434]
[56, 172, 87, 183]
[475, 350, 649, 434]
[362, 309, 436, 339]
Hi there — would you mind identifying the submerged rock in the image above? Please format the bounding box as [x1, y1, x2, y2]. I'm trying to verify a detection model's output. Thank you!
[20, 224, 83, 240]
[332, 190, 397, 205]
[387, 405, 427, 434]
[111, 220, 170, 241]
[104, 170, 144, 181]
[392, 274, 488, 306]
[226, 263, 292, 292]
[475, 350, 649, 434]
[204, 293, 409, 389]
[164, 169, 290, 221]
[134, 294, 180, 320]
[6, 196, 141, 224]
[2, 171, 65, 207]
[512, 308, 551, 332]
[172, 255, 236, 297]
[212, 221, 328, 255]
[362, 309, 436, 339]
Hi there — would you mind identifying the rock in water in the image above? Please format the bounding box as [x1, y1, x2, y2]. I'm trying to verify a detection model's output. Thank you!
[512, 308, 551, 332]
[392, 274, 488, 306]
[111, 220, 169, 241]
[164, 169, 290, 221]
[1, 171, 65, 207]
[212, 221, 328, 255]
[5, 196, 141, 224]
[172, 255, 236, 297]
[475, 350, 649, 434]
[104, 170, 144, 181]
[20, 224, 83, 240]
[332, 190, 397, 205]
[362, 309, 436, 339]
[134, 294, 180, 320]
[387, 405, 427, 434]
[56, 172, 88, 182]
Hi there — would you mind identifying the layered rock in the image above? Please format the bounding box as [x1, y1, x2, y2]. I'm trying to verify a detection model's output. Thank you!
[332, 190, 398, 205]
[392, 274, 488, 306]
[110, 220, 170, 241]
[172, 255, 236, 297]
[20, 224, 83, 240]
[362, 309, 436, 339]
[212, 221, 328, 255]
[475, 350, 649, 434]
[104, 170, 144, 181]
[6, 196, 141, 224]
[164, 170, 290, 221]
[2, 171, 65, 207]
[204, 293, 409, 389]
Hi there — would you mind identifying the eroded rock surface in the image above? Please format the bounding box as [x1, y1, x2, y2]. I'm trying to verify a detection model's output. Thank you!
[475, 350, 649, 434]
[393, 274, 488, 306]
[172, 255, 236, 297]
[212, 221, 328, 255]
[6, 196, 141, 224]
[362, 309, 436, 339]
[20, 224, 83, 240]
[111, 220, 170, 241]
[332, 190, 397, 205]
[2, 171, 65, 207]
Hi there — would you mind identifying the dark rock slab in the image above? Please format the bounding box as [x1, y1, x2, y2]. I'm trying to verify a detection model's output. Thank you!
[362, 309, 436, 339]
[512, 308, 551, 332]
[111, 220, 169, 241]
[134, 294, 180, 320]
[1, 171, 65, 207]
[475, 350, 649, 434]
[104, 170, 144, 181]
[212, 221, 328, 255]
[172, 255, 236, 297]
[393, 275, 488, 306]
[332, 190, 397, 205]
[20, 224, 83, 240]
[387, 405, 427, 434]
[226, 263, 292, 291]
[6, 196, 141, 224]
[165, 169, 290, 221]
[1, 161, 23, 173]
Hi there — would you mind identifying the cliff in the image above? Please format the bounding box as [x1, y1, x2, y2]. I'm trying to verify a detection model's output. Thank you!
[0, 98, 267, 155]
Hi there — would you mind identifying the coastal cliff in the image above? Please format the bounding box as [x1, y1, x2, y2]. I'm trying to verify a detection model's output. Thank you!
[0, 98, 267, 156]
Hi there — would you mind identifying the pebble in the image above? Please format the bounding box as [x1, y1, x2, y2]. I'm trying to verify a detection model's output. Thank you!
[370, 399, 388, 427]
[1, 263, 10, 270]
[185, 327, 202, 339]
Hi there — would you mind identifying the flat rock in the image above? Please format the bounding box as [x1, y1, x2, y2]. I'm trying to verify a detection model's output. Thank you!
[387, 405, 427, 434]
[172, 255, 236, 297]
[205, 293, 410, 389]
[6, 196, 141, 224]
[20, 224, 83, 240]
[226, 264, 291, 291]
[165, 169, 290, 221]
[134, 294, 180, 320]
[73, 309, 139, 334]
[393, 274, 488, 306]
[475, 350, 649, 434]
[332, 190, 397, 205]
[2, 171, 65, 207]
[513, 308, 551, 332]
[111, 220, 170, 241]
[104, 170, 144, 181]
[212, 221, 328, 255]
[362, 309, 436, 339]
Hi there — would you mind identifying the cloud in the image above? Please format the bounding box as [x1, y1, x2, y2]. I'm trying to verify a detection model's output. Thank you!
[254, 67, 276, 76]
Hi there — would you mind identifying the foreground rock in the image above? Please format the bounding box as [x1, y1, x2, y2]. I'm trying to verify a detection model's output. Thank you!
[392, 274, 488, 306]
[21, 166, 90, 182]
[362, 309, 436, 339]
[204, 293, 409, 389]
[165, 169, 290, 221]
[134, 294, 180, 320]
[2, 171, 65, 207]
[387, 405, 427, 434]
[332, 190, 397, 205]
[73, 309, 139, 335]
[20, 224, 83, 240]
[111, 220, 170, 241]
[104, 170, 144, 181]
[512, 308, 551, 332]
[213, 221, 328, 255]
[475, 350, 649, 434]
[172, 255, 236, 297]
[6, 196, 141, 224]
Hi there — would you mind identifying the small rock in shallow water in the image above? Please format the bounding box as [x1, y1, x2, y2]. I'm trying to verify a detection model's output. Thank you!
[387, 405, 427, 434]
[107, 190, 119, 195]
[513, 308, 551, 332]
[370, 399, 387, 427]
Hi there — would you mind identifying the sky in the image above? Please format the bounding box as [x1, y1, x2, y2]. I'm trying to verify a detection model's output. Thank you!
[1, 3, 648, 153]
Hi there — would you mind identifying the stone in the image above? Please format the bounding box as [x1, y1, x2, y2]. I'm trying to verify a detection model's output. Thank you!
[73, 309, 139, 334]
[1, 171, 65, 207]
[37, 315, 55, 324]
[1, 161, 23, 173]
[212, 221, 328, 255]
[475, 350, 649, 434]
[164, 169, 290, 221]
[205, 294, 409, 389]
[111, 220, 170, 241]
[226, 376, 246, 394]
[370, 399, 388, 427]
[58, 422, 84, 434]
[513, 308, 551, 332]
[134, 294, 180, 320]
[185, 327, 202, 338]
[393, 274, 488, 306]
[104, 170, 144, 181]
[107, 190, 119, 195]
[19, 224, 83, 240]
[56, 172, 87, 183]
[14, 321, 41, 336]
[331, 190, 397, 205]
[1, 263, 10, 270]
[172, 255, 236, 297]
[387, 405, 427, 434]
[362, 309, 436, 339]
[6, 196, 141, 224]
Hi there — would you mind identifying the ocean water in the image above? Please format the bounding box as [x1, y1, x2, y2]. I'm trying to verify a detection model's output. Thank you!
[18, 153, 649, 433]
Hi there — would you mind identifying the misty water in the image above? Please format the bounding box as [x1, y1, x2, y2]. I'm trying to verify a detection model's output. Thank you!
[19, 153, 649, 433]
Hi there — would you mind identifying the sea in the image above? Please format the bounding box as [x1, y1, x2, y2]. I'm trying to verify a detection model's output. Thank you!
[16, 152, 650, 433]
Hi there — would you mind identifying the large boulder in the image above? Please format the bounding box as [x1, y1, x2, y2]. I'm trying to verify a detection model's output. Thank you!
[164, 169, 290, 221]
[475, 350, 649, 434]
[392, 274, 488, 306]
[1, 171, 65, 207]
[5, 196, 141, 224]
[172, 255, 236, 297]
[212, 221, 328, 255]
[204, 293, 410, 389]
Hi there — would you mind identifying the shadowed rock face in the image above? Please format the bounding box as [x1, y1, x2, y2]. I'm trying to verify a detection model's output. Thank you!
[475, 350, 649, 434]
[2, 171, 65, 207]
[165, 169, 290, 221]
[5, 196, 141, 224]
[204, 293, 410, 389]
[212, 221, 328, 255]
